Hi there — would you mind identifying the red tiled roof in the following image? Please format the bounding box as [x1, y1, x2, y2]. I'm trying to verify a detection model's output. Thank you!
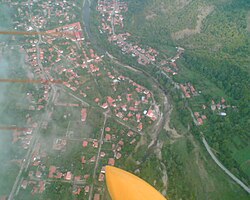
[94, 194, 100, 200]
[90, 156, 96, 162]
[118, 140, 124, 146]
[82, 141, 88, 147]
[105, 134, 111, 141]
[84, 174, 90, 179]
[93, 141, 98, 148]
[108, 158, 115, 166]
[39, 181, 45, 193]
[74, 176, 81, 181]
[201, 115, 207, 120]
[105, 127, 111, 132]
[137, 123, 143, 131]
[101, 102, 108, 109]
[82, 156, 86, 164]
[81, 108, 87, 122]
[95, 98, 100, 103]
[48, 166, 56, 178]
[85, 185, 90, 193]
[98, 173, 105, 181]
[197, 118, 203, 125]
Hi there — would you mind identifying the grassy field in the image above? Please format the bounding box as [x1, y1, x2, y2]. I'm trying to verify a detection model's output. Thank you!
[162, 135, 250, 200]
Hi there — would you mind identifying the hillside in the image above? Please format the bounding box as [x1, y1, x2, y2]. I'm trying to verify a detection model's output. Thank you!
[89, 0, 250, 199]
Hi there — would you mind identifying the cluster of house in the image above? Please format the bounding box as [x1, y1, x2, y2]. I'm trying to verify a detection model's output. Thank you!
[95, 71, 158, 131]
[46, 22, 84, 44]
[211, 98, 229, 116]
[12, 128, 32, 150]
[19, 139, 91, 196]
[194, 112, 207, 126]
[21, 20, 104, 107]
[21, 179, 45, 195]
[96, 0, 186, 71]
[20, 143, 47, 195]
[45, 22, 105, 96]
[193, 96, 230, 126]
[19, 124, 136, 198]
[160, 47, 185, 75]
[11, 112, 40, 150]
[180, 82, 198, 98]
[12, 0, 79, 31]
[6, 0, 162, 199]
[96, 0, 159, 65]
[94, 126, 140, 198]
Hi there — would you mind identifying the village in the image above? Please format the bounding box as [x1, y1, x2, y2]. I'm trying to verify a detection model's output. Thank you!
[96, 0, 185, 75]
[0, 0, 235, 199]
[1, 0, 164, 199]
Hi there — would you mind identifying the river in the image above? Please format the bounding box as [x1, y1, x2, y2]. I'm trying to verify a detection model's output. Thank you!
[82, 0, 106, 54]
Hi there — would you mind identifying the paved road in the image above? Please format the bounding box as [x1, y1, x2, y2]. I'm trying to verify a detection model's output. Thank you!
[8, 1, 58, 198]
[88, 110, 109, 200]
[202, 137, 250, 194]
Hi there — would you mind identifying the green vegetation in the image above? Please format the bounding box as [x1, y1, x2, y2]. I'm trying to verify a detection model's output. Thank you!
[162, 136, 250, 200]
[42, 181, 73, 200]
[90, 0, 250, 198]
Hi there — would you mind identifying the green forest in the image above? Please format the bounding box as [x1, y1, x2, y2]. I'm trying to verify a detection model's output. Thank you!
[121, 0, 250, 181]
[90, 0, 250, 199]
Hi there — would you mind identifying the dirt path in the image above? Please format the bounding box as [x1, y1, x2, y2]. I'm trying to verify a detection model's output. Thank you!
[88, 110, 109, 200]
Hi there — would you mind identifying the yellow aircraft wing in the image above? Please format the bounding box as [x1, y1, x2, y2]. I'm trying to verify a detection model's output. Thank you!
[105, 166, 167, 200]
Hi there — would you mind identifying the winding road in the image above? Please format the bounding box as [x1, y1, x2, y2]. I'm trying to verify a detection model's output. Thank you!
[202, 137, 250, 194]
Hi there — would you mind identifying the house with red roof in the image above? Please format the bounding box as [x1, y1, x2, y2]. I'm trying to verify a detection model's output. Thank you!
[93, 140, 98, 148]
[48, 166, 56, 178]
[194, 112, 200, 118]
[105, 134, 111, 141]
[127, 131, 134, 137]
[100, 151, 105, 158]
[94, 194, 100, 200]
[73, 187, 81, 195]
[85, 186, 90, 193]
[147, 109, 157, 121]
[74, 176, 81, 182]
[101, 102, 108, 109]
[55, 172, 63, 179]
[82, 156, 86, 164]
[197, 118, 203, 125]
[90, 156, 96, 162]
[108, 158, 115, 166]
[98, 173, 105, 182]
[82, 141, 88, 147]
[39, 181, 45, 193]
[81, 108, 87, 122]
[105, 127, 111, 132]
[107, 96, 116, 107]
[21, 180, 28, 189]
[118, 140, 124, 146]
[84, 174, 90, 179]
[36, 171, 42, 178]
[137, 123, 143, 131]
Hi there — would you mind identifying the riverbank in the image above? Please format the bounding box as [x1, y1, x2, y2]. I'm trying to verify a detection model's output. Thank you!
[81, 0, 250, 199]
